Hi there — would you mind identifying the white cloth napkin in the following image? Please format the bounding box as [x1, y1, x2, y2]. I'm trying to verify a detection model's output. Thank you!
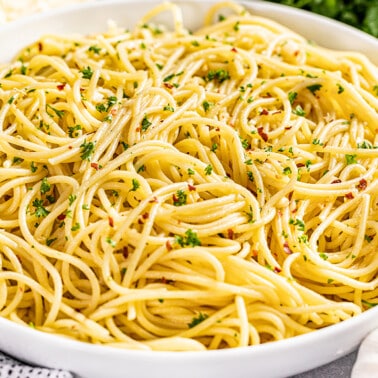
[0, 353, 73, 378]
[351, 329, 378, 378]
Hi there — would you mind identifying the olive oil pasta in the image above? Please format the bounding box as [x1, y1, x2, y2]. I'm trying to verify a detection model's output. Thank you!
[0, 1, 377, 351]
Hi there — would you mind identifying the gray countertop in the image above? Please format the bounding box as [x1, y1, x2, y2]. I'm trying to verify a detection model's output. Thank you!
[292, 351, 357, 378]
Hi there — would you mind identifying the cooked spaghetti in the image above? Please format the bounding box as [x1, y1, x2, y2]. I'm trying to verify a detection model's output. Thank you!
[0, 1, 377, 351]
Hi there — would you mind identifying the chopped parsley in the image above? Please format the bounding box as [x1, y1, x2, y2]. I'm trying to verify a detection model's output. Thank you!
[204, 164, 213, 175]
[88, 45, 101, 54]
[130, 178, 140, 192]
[141, 115, 152, 131]
[307, 84, 322, 94]
[32, 199, 50, 218]
[345, 154, 357, 165]
[40, 177, 51, 194]
[80, 139, 96, 161]
[46, 104, 64, 119]
[202, 101, 213, 112]
[292, 105, 306, 116]
[288, 91, 297, 105]
[206, 69, 230, 83]
[175, 229, 201, 248]
[337, 83, 345, 94]
[163, 104, 175, 112]
[80, 66, 94, 79]
[173, 189, 187, 206]
[68, 125, 82, 138]
[188, 312, 208, 328]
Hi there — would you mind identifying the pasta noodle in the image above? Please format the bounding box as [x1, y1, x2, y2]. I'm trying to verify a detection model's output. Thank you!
[0, 1, 377, 351]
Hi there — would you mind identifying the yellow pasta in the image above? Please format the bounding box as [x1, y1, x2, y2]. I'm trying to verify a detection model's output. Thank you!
[0, 1, 377, 351]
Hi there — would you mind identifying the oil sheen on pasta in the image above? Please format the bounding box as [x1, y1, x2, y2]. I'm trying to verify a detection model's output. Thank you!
[0, 1, 377, 351]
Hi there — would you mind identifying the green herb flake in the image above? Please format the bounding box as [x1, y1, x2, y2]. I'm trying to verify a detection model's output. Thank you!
[288, 91, 297, 105]
[80, 66, 94, 80]
[345, 154, 357, 165]
[175, 229, 201, 248]
[130, 178, 140, 192]
[30, 161, 38, 173]
[283, 167, 292, 175]
[312, 138, 324, 146]
[337, 83, 345, 94]
[46, 237, 57, 246]
[203, 101, 213, 112]
[80, 139, 96, 161]
[307, 84, 322, 94]
[46, 104, 64, 119]
[106, 237, 116, 248]
[362, 299, 378, 308]
[206, 69, 230, 83]
[204, 164, 213, 175]
[188, 312, 208, 328]
[162, 102, 174, 112]
[88, 45, 101, 54]
[68, 124, 82, 138]
[32, 198, 50, 218]
[292, 105, 306, 116]
[173, 189, 187, 206]
[71, 223, 81, 231]
[68, 194, 77, 206]
[40, 177, 51, 194]
[141, 115, 152, 131]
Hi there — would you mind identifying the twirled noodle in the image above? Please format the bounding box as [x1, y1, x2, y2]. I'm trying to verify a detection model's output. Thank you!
[0, 1, 377, 351]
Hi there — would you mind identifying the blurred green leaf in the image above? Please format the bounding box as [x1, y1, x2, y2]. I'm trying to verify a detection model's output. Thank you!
[268, 0, 378, 37]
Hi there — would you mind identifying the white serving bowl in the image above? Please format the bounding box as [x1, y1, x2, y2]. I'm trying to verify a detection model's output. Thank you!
[0, 1, 377, 377]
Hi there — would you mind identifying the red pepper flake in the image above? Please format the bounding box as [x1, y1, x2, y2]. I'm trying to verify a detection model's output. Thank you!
[227, 229, 234, 239]
[251, 249, 258, 257]
[91, 162, 100, 170]
[331, 179, 342, 184]
[294, 50, 299, 57]
[142, 212, 149, 220]
[296, 162, 305, 168]
[288, 191, 293, 201]
[111, 108, 117, 115]
[57, 83, 66, 91]
[122, 246, 129, 258]
[285, 126, 292, 130]
[164, 83, 174, 89]
[149, 196, 158, 203]
[38, 42, 43, 51]
[138, 218, 143, 225]
[68, 145, 73, 150]
[57, 213, 66, 221]
[136, 127, 141, 132]
[215, 127, 220, 131]
[260, 108, 269, 116]
[166, 240, 172, 251]
[357, 178, 367, 191]
[273, 266, 282, 273]
[283, 241, 293, 254]
[161, 276, 167, 284]
[257, 127, 268, 142]
[188, 183, 196, 191]
[345, 192, 354, 199]
[108, 216, 114, 227]
[231, 47, 238, 53]
[172, 194, 178, 203]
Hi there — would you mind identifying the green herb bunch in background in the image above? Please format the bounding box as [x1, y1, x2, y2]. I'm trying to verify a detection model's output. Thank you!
[267, 0, 378, 37]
